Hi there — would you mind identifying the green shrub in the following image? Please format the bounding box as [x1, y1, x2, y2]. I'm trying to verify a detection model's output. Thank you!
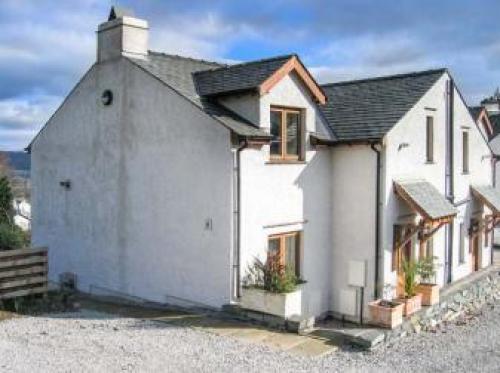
[402, 259, 418, 298]
[245, 256, 305, 294]
[0, 223, 28, 251]
[0, 176, 13, 225]
[417, 256, 438, 284]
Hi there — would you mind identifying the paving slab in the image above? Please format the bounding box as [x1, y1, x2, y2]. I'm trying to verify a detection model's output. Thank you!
[259, 331, 309, 350]
[230, 328, 274, 343]
[286, 338, 338, 357]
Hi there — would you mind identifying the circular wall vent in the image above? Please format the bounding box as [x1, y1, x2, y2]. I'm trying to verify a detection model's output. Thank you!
[101, 90, 113, 106]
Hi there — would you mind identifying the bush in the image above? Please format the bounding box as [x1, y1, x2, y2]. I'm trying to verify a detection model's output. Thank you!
[0, 223, 28, 251]
[417, 256, 438, 284]
[245, 256, 304, 293]
[402, 259, 418, 298]
[0, 176, 13, 225]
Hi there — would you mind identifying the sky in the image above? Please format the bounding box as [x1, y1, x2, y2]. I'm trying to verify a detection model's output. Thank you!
[1, 0, 500, 150]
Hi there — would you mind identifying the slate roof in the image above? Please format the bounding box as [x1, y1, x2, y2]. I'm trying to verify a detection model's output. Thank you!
[395, 180, 457, 220]
[194, 55, 294, 97]
[319, 69, 447, 142]
[471, 185, 500, 214]
[128, 52, 270, 138]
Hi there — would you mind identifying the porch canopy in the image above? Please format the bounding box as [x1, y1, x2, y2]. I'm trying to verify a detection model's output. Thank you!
[393, 180, 457, 249]
[394, 180, 457, 223]
[470, 185, 500, 233]
[471, 185, 500, 215]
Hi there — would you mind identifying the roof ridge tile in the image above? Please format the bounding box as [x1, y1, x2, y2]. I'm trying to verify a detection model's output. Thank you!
[321, 68, 447, 87]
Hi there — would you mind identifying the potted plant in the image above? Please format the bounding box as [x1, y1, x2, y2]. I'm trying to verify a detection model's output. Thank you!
[397, 259, 422, 316]
[241, 256, 305, 319]
[416, 256, 440, 306]
[368, 284, 404, 329]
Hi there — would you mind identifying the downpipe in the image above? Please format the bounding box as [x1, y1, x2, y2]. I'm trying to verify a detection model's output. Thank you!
[370, 142, 382, 299]
[232, 139, 248, 300]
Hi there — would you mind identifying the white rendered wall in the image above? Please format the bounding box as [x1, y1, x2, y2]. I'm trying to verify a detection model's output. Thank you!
[31, 58, 234, 308]
[330, 145, 377, 320]
[452, 83, 493, 276]
[382, 74, 493, 296]
[235, 73, 334, 318]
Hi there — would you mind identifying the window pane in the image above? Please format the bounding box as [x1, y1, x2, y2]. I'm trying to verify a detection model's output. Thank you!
[426, 116, 433, 162]
[268, 237, 280, 259]
[463, 132, 469, 173]
[459, 223, 465, 263]
[284, 234, 297, 274]
[270, 111, 282, 156]
[426, 236, 433, 258]
[286, 112, 300, 156]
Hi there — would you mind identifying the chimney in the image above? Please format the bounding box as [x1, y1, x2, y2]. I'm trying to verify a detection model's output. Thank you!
[97, 6, 149, 63]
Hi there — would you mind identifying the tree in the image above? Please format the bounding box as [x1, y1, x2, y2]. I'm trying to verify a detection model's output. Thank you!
[0, 176, 13, 225]
[0, 152, 9, 178]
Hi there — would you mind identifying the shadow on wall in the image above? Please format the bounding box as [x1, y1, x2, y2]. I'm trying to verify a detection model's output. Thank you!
[294, 150, 333, 319]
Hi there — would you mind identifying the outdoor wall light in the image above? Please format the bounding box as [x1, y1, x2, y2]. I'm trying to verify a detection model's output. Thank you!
[59, 180, 71, 190]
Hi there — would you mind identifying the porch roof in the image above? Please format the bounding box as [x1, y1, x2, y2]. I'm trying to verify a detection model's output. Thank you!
[471, 185, 500, 215]
[394, 180, 457, 221]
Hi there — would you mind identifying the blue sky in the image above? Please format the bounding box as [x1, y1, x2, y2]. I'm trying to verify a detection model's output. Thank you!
[1, 0, 500, 150]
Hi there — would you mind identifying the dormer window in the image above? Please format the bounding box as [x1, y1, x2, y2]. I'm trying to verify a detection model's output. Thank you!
[270, 106, 304, 161]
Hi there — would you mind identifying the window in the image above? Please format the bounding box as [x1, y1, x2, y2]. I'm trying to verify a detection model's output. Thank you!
[462, 131, 469, 173]
[459, 223, 465, 263]
[267, 231, 301, 276]
[419, 235, 433, 259]
[426, 116, 434, 162]
[484, 228, 489, 248]
[270, 107, 303, 161]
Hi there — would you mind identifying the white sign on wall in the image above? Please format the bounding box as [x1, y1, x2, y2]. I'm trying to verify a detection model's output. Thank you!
[348, 260, 366, 288]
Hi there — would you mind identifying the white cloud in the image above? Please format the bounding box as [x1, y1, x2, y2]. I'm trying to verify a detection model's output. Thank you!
[150, 12, 255, 60]
[308, 33, 436, 84]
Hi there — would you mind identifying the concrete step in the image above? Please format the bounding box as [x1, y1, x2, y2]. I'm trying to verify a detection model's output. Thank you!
[310, 324, 386, 349]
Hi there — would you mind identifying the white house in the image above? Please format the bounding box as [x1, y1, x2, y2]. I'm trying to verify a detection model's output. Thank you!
[13, 199, 31, 231]
[29, 8, 498, 323]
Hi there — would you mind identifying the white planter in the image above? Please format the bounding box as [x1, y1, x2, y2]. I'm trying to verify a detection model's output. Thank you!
[240, 287, 302, 320]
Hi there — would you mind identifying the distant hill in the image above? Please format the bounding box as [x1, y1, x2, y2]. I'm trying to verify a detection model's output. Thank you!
[0, 151, 30, 173]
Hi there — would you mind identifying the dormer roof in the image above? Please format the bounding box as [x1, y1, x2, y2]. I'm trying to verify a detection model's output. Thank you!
[194, 54, 327, 104]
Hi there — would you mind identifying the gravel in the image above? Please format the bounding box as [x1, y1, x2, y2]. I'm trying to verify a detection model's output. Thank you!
[0, 301, 499, 373]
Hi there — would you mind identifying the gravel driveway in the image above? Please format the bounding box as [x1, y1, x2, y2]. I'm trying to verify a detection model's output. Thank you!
[0, 300, 499, 373]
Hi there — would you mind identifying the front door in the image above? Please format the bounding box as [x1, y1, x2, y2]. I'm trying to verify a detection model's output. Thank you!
[470, 220, 480, 272]
[394, 225, 413, 297]
[470, 219, 480, 272]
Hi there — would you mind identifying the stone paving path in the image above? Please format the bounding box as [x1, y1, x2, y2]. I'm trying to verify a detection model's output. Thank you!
[78, 297, 338, 357]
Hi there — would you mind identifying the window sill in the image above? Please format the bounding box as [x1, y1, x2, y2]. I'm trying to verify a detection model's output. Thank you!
[425, 161, 435, 165]
[266, 160, 306, 165]
[462, 172, 470, 175]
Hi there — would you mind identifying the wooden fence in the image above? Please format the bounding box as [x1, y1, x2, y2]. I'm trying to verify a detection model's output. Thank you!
[0, 247, 48, 300]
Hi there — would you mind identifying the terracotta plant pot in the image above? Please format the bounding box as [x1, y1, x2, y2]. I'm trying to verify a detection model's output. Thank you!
[368, 299, 404, 329]
[416, 283, 439, 306]
[397, 293, 422, 316]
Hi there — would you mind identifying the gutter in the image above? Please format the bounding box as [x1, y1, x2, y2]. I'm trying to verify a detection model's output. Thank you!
[233, 138, 248, 300]
[370, 142, 382, 299]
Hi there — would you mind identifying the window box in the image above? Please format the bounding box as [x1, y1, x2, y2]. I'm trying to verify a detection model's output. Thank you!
[416, 283, 439, 306]
[368, 300, 404, 329]
[240, 286, 303, 320]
